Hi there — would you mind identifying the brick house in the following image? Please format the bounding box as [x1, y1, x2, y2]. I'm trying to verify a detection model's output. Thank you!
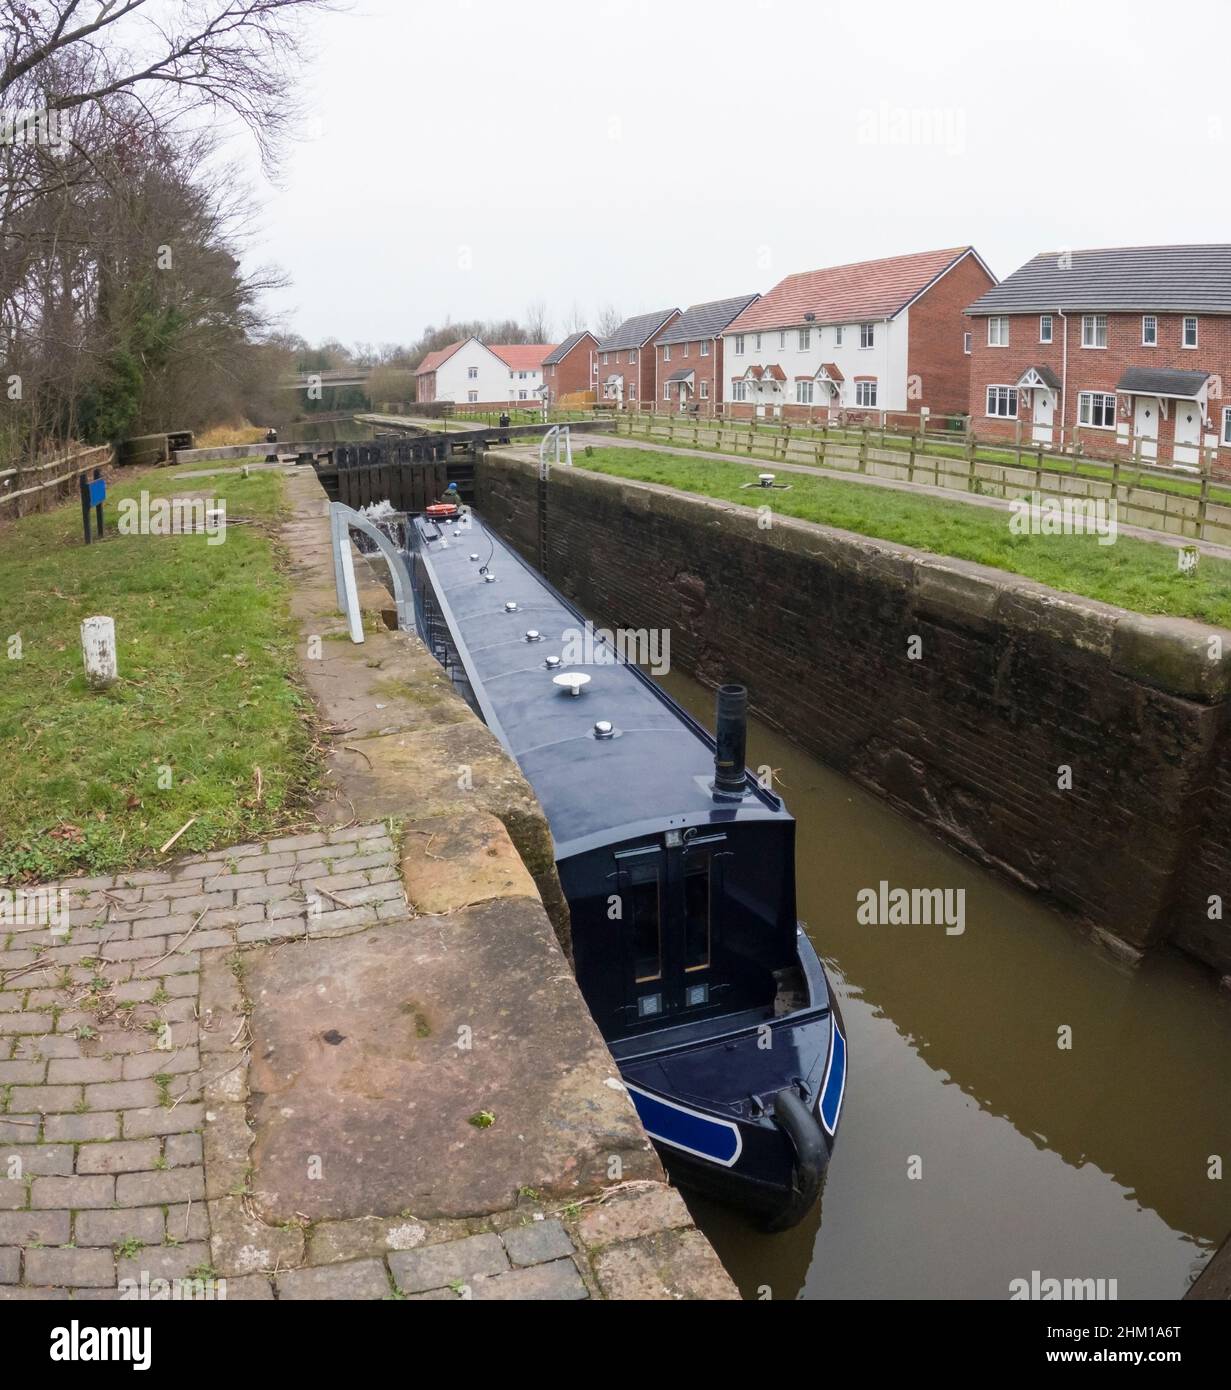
[964, 245, 1231, 470]
[655, 293, 760, 411]
[596, 309, 680, 408]
[721, 247, 995, 422]
[415, 337, 555, 410]
[542, 331, 599, 407]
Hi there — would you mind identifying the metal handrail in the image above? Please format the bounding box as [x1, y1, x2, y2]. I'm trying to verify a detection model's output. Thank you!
[329, 502, 412, 643]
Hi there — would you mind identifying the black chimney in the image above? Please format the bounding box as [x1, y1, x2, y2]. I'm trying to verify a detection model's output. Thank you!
[713, 683, 748, 800]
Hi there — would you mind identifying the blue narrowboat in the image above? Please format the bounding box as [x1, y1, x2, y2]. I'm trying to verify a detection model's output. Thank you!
[404, 506, 846, 1229]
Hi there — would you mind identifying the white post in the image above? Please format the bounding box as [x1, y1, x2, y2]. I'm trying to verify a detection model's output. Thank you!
[1178, 545, 1200, 577]
[81, 616, 118, 689]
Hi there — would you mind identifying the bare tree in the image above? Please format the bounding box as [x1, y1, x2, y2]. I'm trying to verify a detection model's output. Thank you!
[524, 297, 551, 342]
[594, 303, 624, 337]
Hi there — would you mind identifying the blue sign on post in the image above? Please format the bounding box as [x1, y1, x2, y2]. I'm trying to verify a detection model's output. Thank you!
[80, 469, 107, 544]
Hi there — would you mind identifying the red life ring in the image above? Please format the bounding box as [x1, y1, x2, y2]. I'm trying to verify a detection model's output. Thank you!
[425, 503, 458, 519]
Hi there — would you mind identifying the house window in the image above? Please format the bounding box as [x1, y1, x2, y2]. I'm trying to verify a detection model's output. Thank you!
[734, 335, 745, 355]
[988, 317, 1009, 347]
[700, 340, 710, 356]
[754, 333, 762, 351]
[1183, 316, 1198, 348]
[796, 380, 814, 405]
[468, 366, 479, 379]
[628, 383, 636, 398]
[1223, 406, 1231, 445]
[798, 328, 811, 350]
[663, 344, 671, 362]
[602, 352, 609, 365]
[700, 380, 709, 398]
[629, 349, 637, 364]
[683, 342, 689, 358]
[518, 370, 527, 379]
[732, 380, 748, 402]
[860, 323, 875, 349]
[1078, 391, 1116, 429]
[468, 390, 478, 403]
[963, 332, 972, 355]
[518, 390, 528, 400]
[855, 380, 877, 408]
[1142, 315, 1158, 346]
[986, 385, 1018, 418]
[835, 326, 843, 346]
[779, 331, 786, 349]
[1081, 314, 1107, 348]
[663, 383, 671, 401]
[508, 371, 514, 380]
[1039, 315, 1053, 344]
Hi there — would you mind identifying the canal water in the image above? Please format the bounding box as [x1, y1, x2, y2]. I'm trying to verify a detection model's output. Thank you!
[653, 668, 1231, 1301]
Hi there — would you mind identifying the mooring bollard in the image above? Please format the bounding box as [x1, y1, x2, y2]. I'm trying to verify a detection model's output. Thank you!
[81, 615, 118, 690]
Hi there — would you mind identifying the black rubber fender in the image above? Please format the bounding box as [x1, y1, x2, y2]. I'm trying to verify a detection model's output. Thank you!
[766, 1087, 826, 1232]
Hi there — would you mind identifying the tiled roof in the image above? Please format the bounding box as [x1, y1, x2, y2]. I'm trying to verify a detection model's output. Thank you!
[657, 294, 760, 345]
[966, 246, 1231, 315]
[542, 332, 593, 365]
[415, 340, 466, 376]
[819, 362, 844, 382]
[726, 248, 980, 333]
[488, 343, 556, 371]
[666, 368, 696, 383]
[1115, 366, 1211, 398]
[598, 309, 678, 351]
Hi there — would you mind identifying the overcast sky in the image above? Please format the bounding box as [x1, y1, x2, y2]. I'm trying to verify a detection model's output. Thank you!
[239, 0, 1231, 348]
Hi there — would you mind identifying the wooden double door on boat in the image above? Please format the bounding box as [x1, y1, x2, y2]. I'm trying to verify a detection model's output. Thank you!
[613, 833, 728, 1026]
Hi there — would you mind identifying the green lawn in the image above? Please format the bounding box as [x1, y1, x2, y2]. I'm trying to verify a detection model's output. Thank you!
[611, 415, 1231, 507]
[0, 465, 320, 882]
[575, 446, 1231, 628]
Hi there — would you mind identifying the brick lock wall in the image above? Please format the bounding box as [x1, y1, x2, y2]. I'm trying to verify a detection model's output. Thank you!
[476, 450, 1231, 974]
[906, 252, 996, 416]
[967, 310, 1231, 472]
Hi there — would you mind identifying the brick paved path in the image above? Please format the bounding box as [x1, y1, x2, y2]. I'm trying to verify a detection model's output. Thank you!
[3, 824, 728, 1300]
[1, 825, 403, 1298]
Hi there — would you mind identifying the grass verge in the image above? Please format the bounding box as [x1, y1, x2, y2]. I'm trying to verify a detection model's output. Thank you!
[575, 446, 1231, 628]
[0, 464, 320, 882]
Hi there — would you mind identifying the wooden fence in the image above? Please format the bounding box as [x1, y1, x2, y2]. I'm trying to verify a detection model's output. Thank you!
[0, 444, 114, 521]
[608, 413, 1231, 547]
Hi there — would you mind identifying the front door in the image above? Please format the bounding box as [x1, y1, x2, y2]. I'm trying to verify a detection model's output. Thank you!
[1032, 389, 1055, 444]
[1133, 396, 1159, 460]
[1173, 401, 1201, 465]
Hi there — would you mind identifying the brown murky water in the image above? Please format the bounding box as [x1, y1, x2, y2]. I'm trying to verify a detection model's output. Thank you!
[654, 668, 1231, 1301]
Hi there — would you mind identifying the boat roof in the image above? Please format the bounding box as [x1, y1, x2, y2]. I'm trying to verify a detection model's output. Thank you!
[410, 511, 790, 860]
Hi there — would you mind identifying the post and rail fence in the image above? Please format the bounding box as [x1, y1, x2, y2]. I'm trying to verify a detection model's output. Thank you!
[0, 444, 114, 522]
[597, 410, 1231, 547]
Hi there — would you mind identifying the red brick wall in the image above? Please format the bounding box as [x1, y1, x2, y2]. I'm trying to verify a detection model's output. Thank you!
[596, 313, 680, 407]
[544, 334, 598, 405]
[966, 309, 1231, 470]
[654, 336, 724, 407]
[907, 251, 996, 416]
